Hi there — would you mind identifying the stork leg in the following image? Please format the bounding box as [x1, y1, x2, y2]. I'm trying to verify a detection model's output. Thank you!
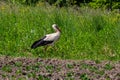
[44, 45, 48, 52]
[51, 45, 58, 51]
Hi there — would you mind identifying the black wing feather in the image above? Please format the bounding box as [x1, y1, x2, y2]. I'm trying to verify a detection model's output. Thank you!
[31, 36, 53, 49]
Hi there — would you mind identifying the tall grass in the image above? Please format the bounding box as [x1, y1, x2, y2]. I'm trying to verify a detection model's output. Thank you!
[0, 2, 120, 60]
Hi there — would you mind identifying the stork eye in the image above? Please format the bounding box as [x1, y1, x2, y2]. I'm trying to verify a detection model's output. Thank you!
[55, 26, 58, 29]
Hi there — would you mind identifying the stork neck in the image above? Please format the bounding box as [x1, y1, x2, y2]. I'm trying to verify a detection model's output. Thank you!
[55, 30, 61, 33]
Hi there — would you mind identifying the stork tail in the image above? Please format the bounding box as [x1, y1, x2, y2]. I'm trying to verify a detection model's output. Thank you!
[31, 40, 41, 49]
[31, 36, 46, 49]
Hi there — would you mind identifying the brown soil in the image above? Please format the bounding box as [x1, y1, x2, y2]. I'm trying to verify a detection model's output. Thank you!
[0, 56, 120, 80]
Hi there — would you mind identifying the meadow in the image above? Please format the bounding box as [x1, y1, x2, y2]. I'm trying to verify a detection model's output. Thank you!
[0, 2, 120, 61]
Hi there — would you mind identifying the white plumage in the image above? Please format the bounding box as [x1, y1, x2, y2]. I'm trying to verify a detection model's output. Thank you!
[31, 24, 61, 49]
[44, 32, 60, 41]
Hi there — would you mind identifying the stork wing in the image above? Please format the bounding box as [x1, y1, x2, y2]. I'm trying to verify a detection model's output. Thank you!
[31, 36, 53, 49]
[44, 33, 59, 41]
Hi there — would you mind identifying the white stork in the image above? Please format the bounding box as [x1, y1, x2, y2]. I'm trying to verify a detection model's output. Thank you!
[31, 24, 61, 50]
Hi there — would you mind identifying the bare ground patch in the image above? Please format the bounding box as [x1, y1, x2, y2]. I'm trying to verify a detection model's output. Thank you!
[0, 56, 120, 80]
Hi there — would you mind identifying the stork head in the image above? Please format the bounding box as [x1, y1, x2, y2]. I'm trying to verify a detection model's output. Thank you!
[52, 24, 61, 32]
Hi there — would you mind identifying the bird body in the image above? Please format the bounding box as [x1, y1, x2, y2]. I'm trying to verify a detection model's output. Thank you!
[31, 24, 61, 49]
[44, 32, 60, 41]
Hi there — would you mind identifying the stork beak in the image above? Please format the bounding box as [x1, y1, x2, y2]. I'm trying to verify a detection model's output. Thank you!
[58, 27, 61, 32]
[56, 26, 61, 32]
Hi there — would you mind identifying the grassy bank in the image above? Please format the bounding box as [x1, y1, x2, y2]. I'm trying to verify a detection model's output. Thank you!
[0, 2, 120, 60]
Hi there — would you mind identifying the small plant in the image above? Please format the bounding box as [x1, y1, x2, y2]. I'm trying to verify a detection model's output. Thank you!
[81, 63, 91, 69]
[80, 73, 90, 80]
[14, 61, 22, 67]
[2, 65, 12, 73]
[27, 72, 36, 78]
[26, 65, 31, 71]
[66, 64, 74, 69]
[18, 77, 27, 80]
[45, 65, 54, 73]
[95, 70, 105, 76]
[1, 74, 6, 78]
[104, 63, 113, 70]
[67, 72, 74, 77]
[37, 75, 44, 80]
[56, 67, 61, 72]
[31, 65, 39, 72]
[16, 69, 22, 74]
[37, 75, 50, 80]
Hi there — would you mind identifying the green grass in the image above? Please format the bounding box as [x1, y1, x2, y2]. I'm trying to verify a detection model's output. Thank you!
[0, 2, 120, 60]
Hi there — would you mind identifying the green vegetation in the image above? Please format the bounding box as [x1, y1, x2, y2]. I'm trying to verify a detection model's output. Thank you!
[2, 65, 12, 72]
[104, 63, 113, 70]
[0, 1, 120, 60]
[38, 75, 50, 80]
[66, 63, 74, 69]
[80, 73, 90, 80]
[6, 0, 120, 10]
